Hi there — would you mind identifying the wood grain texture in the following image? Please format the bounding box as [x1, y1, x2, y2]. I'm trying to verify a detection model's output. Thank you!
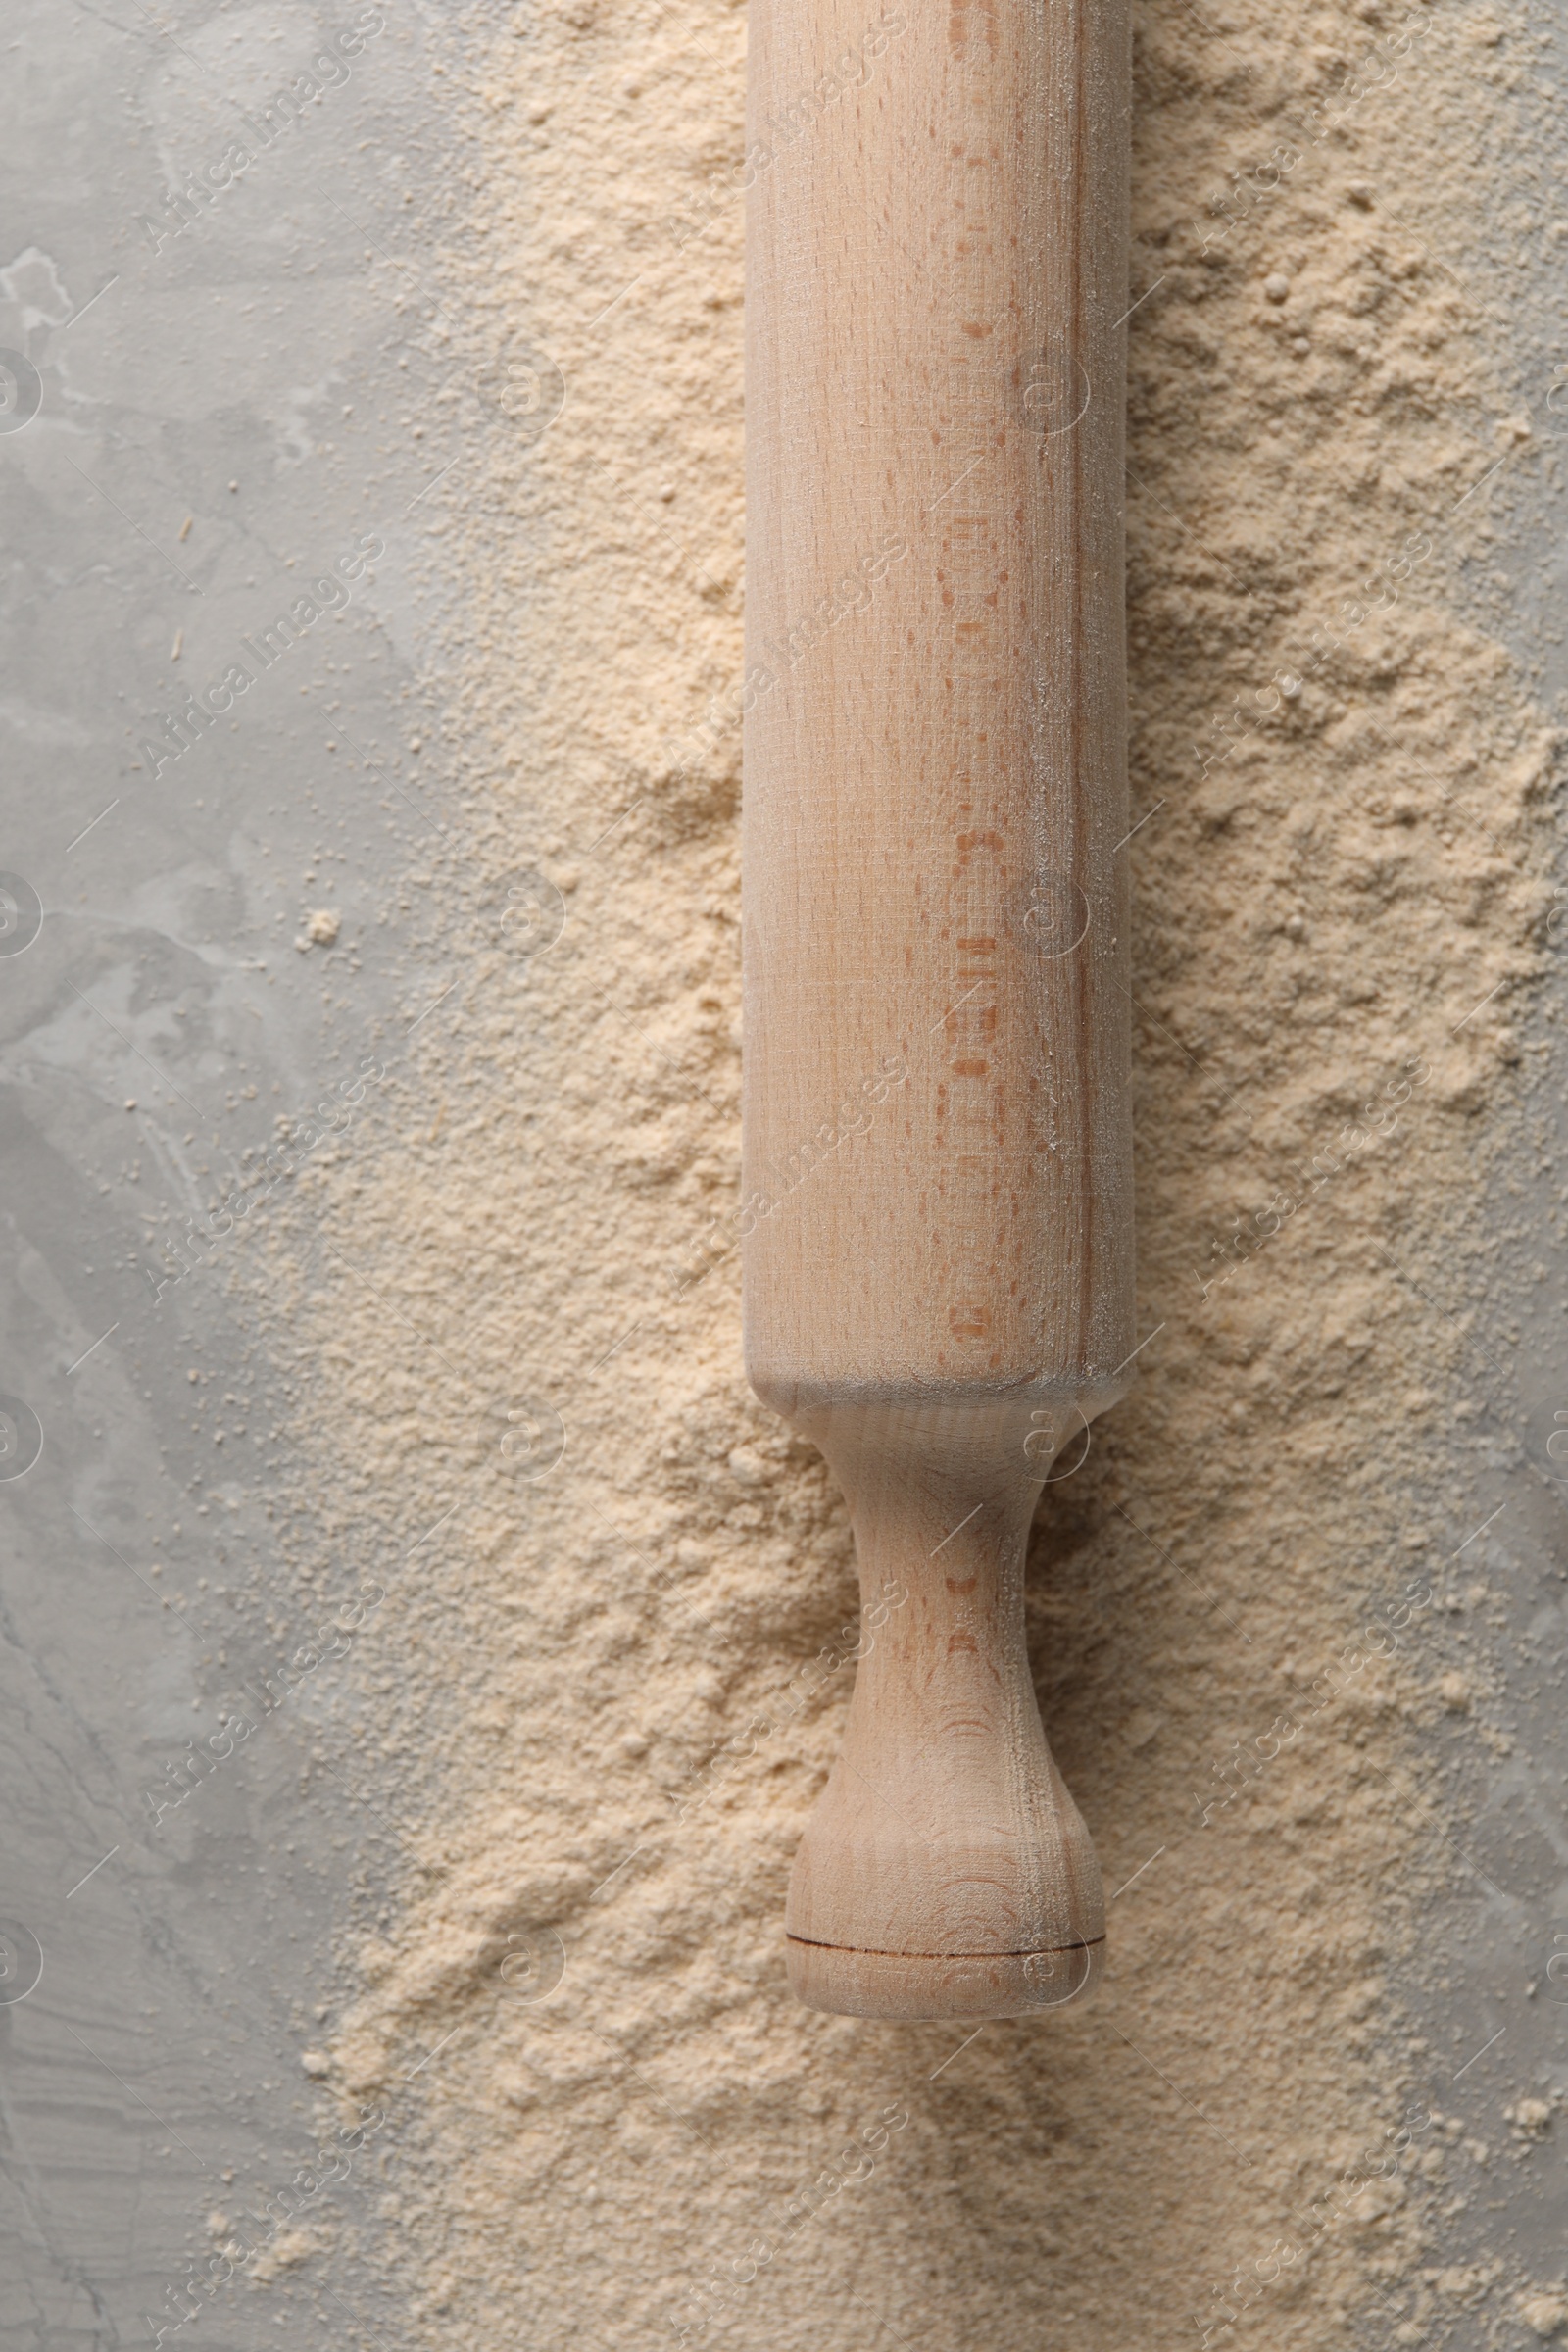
[743, 0, 1133, 2019]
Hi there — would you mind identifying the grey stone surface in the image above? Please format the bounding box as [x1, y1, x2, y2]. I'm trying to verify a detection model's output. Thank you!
[1379, 39, 1568, 2317]
[0, 5, 467, 2343]
[2, 2, 1567, 2347]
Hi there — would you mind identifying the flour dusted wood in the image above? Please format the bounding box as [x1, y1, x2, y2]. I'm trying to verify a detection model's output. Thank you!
[743, 0, 1135, 2015]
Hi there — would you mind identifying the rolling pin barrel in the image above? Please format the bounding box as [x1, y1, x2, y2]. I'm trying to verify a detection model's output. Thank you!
[744, 0, 1133, 2018]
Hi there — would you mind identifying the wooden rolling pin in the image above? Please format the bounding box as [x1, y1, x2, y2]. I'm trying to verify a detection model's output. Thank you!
[743, 0, 1133, 2018]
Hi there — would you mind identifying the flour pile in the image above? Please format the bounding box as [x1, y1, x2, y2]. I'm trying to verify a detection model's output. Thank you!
[244, 0, 1562, 2341]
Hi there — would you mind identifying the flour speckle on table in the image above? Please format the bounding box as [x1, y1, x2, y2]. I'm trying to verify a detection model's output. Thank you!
[245, 0, 1561, 2342]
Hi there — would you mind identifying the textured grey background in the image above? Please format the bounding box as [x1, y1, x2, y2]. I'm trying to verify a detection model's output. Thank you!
[1, 2, 1566, 2348]
[1383, 29, 1568, 2317]
[0, 5, 462, 2344]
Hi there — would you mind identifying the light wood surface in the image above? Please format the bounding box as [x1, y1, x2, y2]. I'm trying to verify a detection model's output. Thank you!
[743, 0, 1133, 2019]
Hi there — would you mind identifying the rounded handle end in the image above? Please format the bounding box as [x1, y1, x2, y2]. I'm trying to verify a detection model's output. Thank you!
[786, 1935, 1103, 2021]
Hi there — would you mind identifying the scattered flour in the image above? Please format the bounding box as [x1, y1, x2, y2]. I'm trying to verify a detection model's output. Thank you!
[245, 0, 1564, 2342]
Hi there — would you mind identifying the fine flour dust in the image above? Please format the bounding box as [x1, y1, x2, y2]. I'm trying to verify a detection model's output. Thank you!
[251, 0, 1561, 2343]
